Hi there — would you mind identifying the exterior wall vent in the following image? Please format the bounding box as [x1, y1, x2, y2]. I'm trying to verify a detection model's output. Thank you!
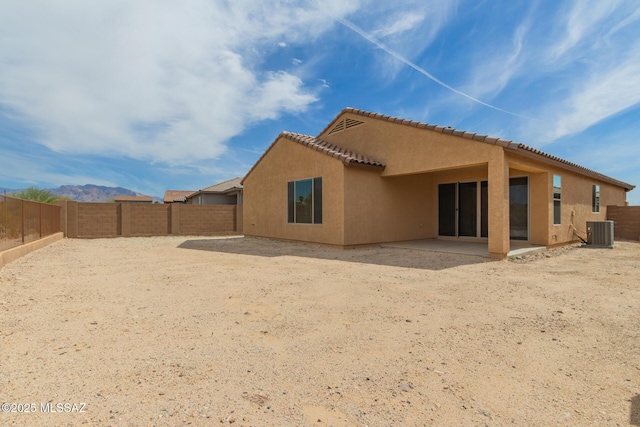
[328, 120, 345, 135]
[328, 118, 364, 135]
[345, 118, 364, 129]
[586, 221, 614, 248]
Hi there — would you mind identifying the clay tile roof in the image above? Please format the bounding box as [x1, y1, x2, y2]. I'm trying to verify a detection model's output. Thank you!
[516, 143, 634, 190]
[241, 131, 385, 184]
[282, 132, 385, 170]
[324, 107, 635, 191]
[163, 190, 193, 203]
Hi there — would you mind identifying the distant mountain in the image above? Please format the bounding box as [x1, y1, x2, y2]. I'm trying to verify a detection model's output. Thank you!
[49, 184, 156, 202]
[1, 187, 16, 195]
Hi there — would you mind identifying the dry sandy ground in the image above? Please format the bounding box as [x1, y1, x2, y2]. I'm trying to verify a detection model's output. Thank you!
[0, 236, 639, 427]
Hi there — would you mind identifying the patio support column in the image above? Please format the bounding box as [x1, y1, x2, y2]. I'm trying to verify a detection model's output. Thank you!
[66, 201, 78, 238]
[488, 154, 510, 258]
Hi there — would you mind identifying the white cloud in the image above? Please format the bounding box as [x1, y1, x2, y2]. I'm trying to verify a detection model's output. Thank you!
[372, 11, 425, 39]
[607, 6, 640, 36]
[543, 49, 640, 141]
[461, 19, 530, 100]
[548, 0, 625, 62]
[521, 1, 640, 143]
[0, 0, 360, 165]
[347, 2, 459, 79]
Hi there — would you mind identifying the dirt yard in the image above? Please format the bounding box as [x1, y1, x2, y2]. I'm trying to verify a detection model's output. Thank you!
[1, 236, 638, 426]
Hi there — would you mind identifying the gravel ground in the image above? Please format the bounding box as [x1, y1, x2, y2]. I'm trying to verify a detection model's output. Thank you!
[0, 236, 639, 426]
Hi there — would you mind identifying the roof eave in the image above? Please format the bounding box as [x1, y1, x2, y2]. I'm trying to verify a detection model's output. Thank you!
[506, 145, 635, 191]
[344, 160, 386, 171]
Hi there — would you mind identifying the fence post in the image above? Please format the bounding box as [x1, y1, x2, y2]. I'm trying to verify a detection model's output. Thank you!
[170, 203, 180, 235]
[120, 203, 131, 237]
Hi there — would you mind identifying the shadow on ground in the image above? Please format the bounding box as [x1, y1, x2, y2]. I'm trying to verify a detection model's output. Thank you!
[177, 236, 493, 271]
[631, 394, 640, 426]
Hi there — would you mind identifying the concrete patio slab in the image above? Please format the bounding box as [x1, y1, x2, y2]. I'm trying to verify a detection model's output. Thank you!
[381, 238, 546, 258]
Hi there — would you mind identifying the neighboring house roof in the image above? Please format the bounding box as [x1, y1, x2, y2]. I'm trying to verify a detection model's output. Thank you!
[114, 196, 153, 202]
[163, 190, 193, 203]
[186, 177, 243, 200]
[318, 107, 635, 191]
[241, 131, 386, 184]
[199, 177, 243, 193]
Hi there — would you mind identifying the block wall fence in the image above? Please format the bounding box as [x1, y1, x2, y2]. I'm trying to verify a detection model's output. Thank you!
[607, 205, 640, 241]
[58, 201, 242, 238]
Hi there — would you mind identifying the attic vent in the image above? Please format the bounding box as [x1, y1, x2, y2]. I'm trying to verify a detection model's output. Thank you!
[586, 221, 614, 248]
[328, 120, 345, 135]
[345, 118, 364, 129]
[328, 118, 365, 135]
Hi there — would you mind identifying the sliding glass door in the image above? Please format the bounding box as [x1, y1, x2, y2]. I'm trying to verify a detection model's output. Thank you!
[439, 178, 529, 241]
[438, 183, 456, 236]
[438, 181, 487, 238]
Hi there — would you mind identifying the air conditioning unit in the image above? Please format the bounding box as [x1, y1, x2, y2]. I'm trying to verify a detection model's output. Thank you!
[586, 221, 614, 248]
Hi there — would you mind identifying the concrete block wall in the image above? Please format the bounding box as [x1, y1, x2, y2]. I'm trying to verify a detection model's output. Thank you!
[58, 201, 240, 238]
[77, 203, 119, 237]
[607, 205, 640, 241]
[178, 204, 236, 235]
[236, 206, 243, 234]
[130, 204, 171, 236]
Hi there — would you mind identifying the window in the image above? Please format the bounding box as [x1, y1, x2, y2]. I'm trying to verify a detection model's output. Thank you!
[553, 175, 561, 225]
[287, 177, 322, 224]
[592, 185, 600, 213]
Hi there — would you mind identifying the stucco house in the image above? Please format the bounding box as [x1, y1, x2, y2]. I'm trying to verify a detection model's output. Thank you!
[242, 108, 634, 258]
[163, 190, 193, 204]
[184, 177, 243, 205]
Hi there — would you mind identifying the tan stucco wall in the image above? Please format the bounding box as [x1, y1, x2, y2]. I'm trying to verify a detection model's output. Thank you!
[321, 113, 504, 176]
[527, 171, 549, 246]
[242, 137, 346, 245]
[343, 170, 433, 245]
[322, 113, 512, 255]
[553, 170, 626, 244]
[506, 152, 627, 246]
[244, 113, 630, 256]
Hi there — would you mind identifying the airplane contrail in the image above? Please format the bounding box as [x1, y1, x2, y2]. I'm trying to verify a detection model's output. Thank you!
[337, 18, 540, 121]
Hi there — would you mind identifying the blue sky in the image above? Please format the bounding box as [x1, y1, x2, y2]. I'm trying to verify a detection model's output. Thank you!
[1, 0, 639, 203]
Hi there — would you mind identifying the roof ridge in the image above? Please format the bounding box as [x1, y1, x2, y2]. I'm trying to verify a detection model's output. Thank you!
[337, 107, 520, 148]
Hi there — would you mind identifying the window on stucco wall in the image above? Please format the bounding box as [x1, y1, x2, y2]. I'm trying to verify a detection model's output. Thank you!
[592, 185, 600, 213]
[553, 175, 562, 225]
[287, 177, 322, 224]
